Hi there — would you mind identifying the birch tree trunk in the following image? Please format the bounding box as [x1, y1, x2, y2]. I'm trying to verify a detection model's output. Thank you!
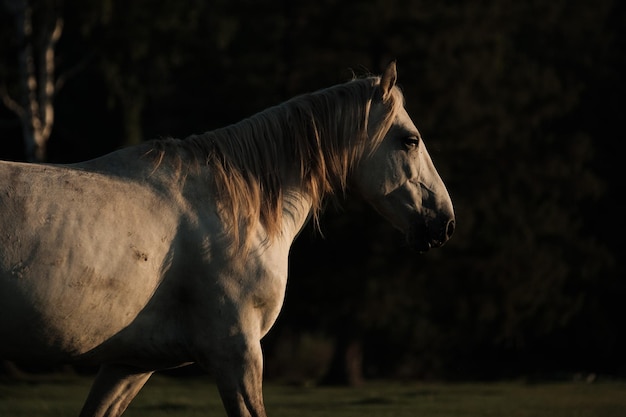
[1, 0, 63, 162]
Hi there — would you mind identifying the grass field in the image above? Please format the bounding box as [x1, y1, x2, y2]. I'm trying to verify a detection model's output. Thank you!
[1, 373, 625, 417]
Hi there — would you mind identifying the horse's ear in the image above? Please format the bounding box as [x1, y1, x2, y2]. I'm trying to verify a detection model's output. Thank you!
[380, 60, 397, 101]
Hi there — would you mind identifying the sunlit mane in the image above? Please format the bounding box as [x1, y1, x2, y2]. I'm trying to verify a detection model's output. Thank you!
[150, 75, 404, 246]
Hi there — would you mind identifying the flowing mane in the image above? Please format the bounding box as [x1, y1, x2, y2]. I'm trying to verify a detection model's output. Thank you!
[150, 75, 404, 245]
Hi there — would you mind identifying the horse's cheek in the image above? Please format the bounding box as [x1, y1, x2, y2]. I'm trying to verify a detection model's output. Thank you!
[386, 164, 413, 200]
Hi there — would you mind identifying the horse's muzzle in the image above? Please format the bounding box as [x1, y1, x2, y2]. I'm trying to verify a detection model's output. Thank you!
[408, 217, 455, 252]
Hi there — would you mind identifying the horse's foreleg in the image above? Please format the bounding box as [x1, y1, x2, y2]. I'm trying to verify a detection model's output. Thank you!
[205, 336, 267, 417]
[79, 363, 153, 417]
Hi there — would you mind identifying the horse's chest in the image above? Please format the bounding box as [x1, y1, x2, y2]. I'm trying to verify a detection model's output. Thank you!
[216, 248, 289, 337]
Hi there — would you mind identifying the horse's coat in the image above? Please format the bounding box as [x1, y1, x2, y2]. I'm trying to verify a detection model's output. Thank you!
[0, 62, 454, 417]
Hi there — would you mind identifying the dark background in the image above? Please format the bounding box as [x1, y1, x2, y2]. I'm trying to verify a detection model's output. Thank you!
[1, 0, 624, 383]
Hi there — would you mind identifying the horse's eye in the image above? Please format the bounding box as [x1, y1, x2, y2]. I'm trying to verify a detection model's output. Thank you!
[403, 136, 420, 150]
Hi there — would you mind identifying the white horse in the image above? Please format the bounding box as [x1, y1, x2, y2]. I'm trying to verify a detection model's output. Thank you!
[0, 62, 454, 417]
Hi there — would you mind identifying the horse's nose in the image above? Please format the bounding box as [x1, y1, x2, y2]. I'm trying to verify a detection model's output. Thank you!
[445, 219, 455, 240]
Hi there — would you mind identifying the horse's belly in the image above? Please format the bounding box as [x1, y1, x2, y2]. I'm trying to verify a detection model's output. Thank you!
[0, 240, 168, 361]
[0, 267, 158, 360]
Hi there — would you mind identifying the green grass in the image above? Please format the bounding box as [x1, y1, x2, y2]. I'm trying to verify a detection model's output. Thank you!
[1, 374, 625, 417]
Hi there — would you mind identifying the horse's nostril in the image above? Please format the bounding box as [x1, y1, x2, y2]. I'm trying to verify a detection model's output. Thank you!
[446, 219, 455, 239]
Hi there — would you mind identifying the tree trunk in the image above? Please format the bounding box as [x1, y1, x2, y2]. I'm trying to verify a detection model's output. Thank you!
[2, 0, 62, 162]
[320, 332, 364, 386]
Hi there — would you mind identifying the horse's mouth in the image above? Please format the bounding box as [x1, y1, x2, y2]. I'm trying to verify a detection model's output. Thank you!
[408, 233, 438, 253]
[407, 218, 455, 252]
[413, 239, 432, 253]
[406, 222, 430, 252]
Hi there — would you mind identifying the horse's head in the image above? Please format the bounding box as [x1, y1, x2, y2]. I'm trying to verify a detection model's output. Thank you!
[354, 62, 455, 252]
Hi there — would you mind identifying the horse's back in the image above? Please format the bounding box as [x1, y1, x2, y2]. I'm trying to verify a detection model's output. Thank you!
[0, 158, 183, 361]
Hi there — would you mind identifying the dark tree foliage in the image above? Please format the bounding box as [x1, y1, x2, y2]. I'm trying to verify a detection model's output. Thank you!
[1, 0, 623, 381]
